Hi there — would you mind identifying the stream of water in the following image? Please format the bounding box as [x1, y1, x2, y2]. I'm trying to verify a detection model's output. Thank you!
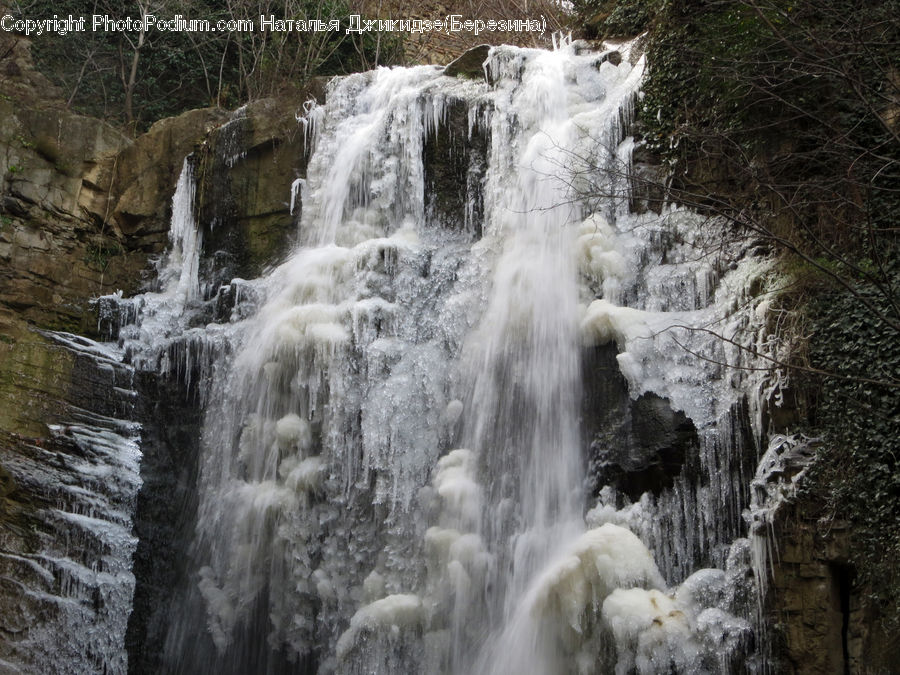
[95, 39, 783, 674]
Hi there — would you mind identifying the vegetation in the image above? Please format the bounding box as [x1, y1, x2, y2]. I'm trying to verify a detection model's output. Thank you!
[569, 0, 900, 640]
[630, 0, 900, 631]
[8, 0, 403, 132]
[571, 0, 661, 37]
[804, 272, 900, 625]
[84, 240, 123, 273]
[5, 0, 574, 132]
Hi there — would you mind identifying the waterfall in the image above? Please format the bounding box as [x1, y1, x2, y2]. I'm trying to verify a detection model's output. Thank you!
[159, 159, 202, 308]
[105, 39, 781, 674]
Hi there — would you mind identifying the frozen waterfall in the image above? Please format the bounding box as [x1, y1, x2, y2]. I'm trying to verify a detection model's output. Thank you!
[105, 39, 779, 674]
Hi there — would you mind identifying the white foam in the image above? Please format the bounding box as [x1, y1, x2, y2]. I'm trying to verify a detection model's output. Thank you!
[581, 299, 654, 348]
[432, 449, 482, 530]
[602, 588, 698, 675]
[275, 413, 312, 453]
[577, 214, 627, 284]
[335, 594, 424, 660]
[281, 456, 324, 494]
[530, 524, 666, 631]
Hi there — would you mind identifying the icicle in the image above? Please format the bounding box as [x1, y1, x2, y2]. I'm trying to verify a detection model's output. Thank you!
[290, 178, 304, 216]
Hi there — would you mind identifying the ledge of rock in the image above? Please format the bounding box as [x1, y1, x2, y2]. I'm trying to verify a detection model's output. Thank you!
[444, 44, 491, 81]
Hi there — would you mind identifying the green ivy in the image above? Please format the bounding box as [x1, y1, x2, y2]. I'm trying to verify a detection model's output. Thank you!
[803, 266, 900, 628]
[572, 0, 662, 38]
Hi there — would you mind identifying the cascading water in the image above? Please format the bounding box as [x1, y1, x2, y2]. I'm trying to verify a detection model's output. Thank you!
[104, 39, 784, 674]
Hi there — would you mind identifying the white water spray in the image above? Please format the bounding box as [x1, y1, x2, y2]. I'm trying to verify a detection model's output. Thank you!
[97, 39, 781, 675]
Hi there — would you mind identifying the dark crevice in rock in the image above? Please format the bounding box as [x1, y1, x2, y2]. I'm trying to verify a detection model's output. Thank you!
[423, 97, 488, 239]
[581, 343, 699, 502]
[832, 562, 854, 675]
[124, 368, 203, 675]
[196, 108, 311, 287]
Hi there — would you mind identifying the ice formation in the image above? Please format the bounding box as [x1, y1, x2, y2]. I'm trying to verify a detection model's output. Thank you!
[83, 35, 786, 675]
[0, 332, 143, 673]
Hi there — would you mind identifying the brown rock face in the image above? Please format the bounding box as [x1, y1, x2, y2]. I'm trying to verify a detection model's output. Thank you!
[444, 44, 492, 81]
[0, 35, 317, 336]
[194, 93, 322, 282]
[766, 496, 898, 674]
[108, 107, 230, 246]
[0, 33, 319, 673]
[0, 92, 139, 332]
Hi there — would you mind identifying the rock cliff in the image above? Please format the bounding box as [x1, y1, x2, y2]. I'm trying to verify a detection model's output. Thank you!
[0, 34, 319, 672]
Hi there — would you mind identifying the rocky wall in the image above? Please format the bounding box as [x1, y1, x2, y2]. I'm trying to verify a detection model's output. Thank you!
[767, 495, 897, 675]
[0, 33, 321, 672]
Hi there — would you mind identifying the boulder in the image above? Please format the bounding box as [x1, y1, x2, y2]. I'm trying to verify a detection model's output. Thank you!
[582, 344, 697, 501]
[444, 44, 491, 81]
